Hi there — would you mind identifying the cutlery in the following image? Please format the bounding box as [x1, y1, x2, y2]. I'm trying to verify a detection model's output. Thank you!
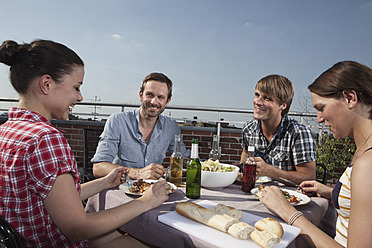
[125, 172, 134, 188]
[279, 177, 303, 191]
[163, 167, 170, 180]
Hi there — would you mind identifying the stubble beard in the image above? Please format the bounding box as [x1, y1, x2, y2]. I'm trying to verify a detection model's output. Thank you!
[142, 102, 166, 118]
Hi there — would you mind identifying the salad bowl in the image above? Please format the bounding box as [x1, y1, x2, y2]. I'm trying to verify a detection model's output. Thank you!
[201, 159, 239, 188]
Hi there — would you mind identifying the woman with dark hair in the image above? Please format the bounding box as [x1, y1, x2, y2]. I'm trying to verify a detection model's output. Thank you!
[258, 61, 372, 247]
[0, 39, 170, 248]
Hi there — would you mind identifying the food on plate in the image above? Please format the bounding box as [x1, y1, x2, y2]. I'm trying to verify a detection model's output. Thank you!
[128, 179, 176, 194]
[209, 203, 243, 219]
[254, 217, 284, 238]
[254, 185, 265, 197]
[254, 186, 302, 204]
[251, 230, 280, 248]
[282, 190, 300, 204]
[227, 222, 255, 239]
[236, 172, 243, 181]
[176, 202, 239, 232]
[256, 176, 272, 183]
[128, 179, 153, 194]
[202, 159, 235, 172]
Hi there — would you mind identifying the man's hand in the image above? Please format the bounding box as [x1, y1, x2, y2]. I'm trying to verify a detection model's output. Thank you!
[130, 163, 165, 180]
[255, 157, 273, 177]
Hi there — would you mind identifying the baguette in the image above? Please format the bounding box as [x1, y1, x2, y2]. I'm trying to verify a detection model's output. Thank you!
[254, 217, 284, 238]
[176, 202, 239, 232]
[209, 203, 243, 219]
[251, 230, 280, 248]
[227, 221, 254, 239]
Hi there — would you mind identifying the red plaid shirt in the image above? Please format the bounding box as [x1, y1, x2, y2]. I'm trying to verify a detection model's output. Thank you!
[0, 108, 88, 248]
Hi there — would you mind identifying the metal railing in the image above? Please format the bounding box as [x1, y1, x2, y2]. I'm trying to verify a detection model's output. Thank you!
[0, 97, 319, 128]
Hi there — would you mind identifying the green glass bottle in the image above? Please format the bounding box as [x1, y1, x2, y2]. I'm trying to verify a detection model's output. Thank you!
[186, 139, 202, 199]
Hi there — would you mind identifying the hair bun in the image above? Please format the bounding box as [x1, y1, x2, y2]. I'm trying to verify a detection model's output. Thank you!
[0, 40, 22, 66]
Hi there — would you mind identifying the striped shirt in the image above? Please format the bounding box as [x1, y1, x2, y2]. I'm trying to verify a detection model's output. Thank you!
[0, 108, 87, 248]
[332, 147, 372, 246]
[242, 115, 316, 171]
[332, 165, 352, 246]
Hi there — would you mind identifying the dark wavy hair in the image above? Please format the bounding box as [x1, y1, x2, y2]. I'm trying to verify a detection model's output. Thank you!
[140, 72, 173, 100]
[308, 61, 372, 119]
[0, 39, 84, 95]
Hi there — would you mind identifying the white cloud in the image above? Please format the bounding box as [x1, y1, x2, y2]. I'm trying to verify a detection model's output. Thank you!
[112, 34, 122, 40]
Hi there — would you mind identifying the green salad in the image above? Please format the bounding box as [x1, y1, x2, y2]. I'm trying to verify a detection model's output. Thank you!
[202, 159, 235, 172]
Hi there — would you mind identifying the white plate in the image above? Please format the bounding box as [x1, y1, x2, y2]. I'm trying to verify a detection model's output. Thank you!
[251, 188, 311, 206]
[256, 176, 272, 183]
[235, 175, 272, 183]
[158, 200, 300, 248]
[119, 179, 177, 196]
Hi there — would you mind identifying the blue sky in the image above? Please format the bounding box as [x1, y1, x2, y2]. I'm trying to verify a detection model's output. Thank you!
[1, 0, 372, 123]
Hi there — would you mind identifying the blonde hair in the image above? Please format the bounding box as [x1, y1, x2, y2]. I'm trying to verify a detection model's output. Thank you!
[256, 74, 294, 116]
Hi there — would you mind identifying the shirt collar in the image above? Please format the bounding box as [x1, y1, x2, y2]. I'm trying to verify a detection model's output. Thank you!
[9, 107, 51, 124]
[8, 107, 65, 133]
[256, 114, 288, 137]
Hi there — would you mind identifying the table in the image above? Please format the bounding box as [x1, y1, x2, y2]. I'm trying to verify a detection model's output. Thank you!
[85, 182, 336, 248]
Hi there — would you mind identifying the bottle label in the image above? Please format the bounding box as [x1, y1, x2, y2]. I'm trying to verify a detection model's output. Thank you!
[248, 146, 255, 152]
[190, 144, 199, 158]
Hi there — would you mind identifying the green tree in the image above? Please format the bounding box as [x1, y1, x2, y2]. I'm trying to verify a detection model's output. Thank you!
[316, 133, 356, 181]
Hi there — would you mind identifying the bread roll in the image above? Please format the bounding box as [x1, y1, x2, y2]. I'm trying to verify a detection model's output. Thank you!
[254, 217, 284, 238]
[251, 230, 280, 248]
[207, 213, 240, 232]
[176, 202, 239, 232]
[227, 221, 254, 239]
[209, 203, 243, 220]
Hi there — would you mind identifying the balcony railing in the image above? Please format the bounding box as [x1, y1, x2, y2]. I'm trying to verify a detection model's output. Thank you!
[0, 96, 322, 132]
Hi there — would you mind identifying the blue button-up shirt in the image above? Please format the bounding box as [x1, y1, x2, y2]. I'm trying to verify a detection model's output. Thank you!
[91, 108, 190, 168]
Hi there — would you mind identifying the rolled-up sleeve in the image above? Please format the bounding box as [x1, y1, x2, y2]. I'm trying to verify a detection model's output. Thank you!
[91, 114, 120, 163]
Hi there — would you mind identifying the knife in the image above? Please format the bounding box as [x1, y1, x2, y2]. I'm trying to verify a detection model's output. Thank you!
[279, 177, 303, 191]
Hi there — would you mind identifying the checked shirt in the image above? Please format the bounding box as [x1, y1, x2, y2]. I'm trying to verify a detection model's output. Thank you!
[242, 115, 316, 171]
[0, 108, 87, 248]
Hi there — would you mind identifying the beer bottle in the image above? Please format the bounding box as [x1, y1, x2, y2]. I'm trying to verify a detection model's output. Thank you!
[209, 134, 221, 161]
[169, 135, 183, 187]
[186, 139, 201, 199]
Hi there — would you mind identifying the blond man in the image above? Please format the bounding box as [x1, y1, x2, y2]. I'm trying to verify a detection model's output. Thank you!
[240, 74, 316, 185]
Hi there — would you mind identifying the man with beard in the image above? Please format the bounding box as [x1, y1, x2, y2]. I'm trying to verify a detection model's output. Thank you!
[240, 74, 316, 185]
[92, 72, 189, 179]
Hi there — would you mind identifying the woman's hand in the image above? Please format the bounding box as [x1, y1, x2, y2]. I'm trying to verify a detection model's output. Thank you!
[300, 180, 333, 200]
[139, 180, 170, 210]
[103, 167, 128, 189]
[258, 186, 297, 222]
